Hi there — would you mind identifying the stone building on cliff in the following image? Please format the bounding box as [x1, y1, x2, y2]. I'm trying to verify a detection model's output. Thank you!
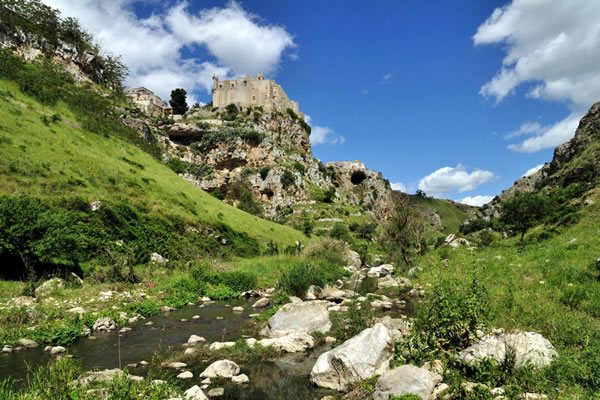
[212, 74, 301, 115]
[126, 87, 171, 117]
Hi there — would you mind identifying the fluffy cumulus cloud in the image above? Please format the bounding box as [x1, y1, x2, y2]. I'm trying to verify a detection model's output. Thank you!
[310, 126, 345, 146]
[522, 163, 544, 177]
[418, 164, 496, 197]
[475, 0, 600, 151]
[390, 182, 407, 192]
[459, 195, 494, 207]
[42, 0, 295, 100]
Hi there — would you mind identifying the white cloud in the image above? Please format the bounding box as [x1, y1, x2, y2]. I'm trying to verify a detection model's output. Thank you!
[418, 164, 496, 197]
[459, 195, 494, 207]
[522, 164, 544, 177]
[474, 0, 600, 110]
[475, 0, 599, 153]
[383, 72, 392, 81]
[507, 112, 581, 152]
[391, 182, 407, 192]
[42, 0, 295, 100]
[505, 121, 543, 139]
[311, 126, 345, 145]
[165, 2, 295, 76]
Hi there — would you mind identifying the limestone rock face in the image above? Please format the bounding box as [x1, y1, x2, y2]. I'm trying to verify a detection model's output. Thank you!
[459, 331, 557, 368]
[0, 24, 103, 84]
[262, 301, 331, 338]
[199, 360, 240, 379]
[310, 323, 394, 391]
[372, 365, 442, 400]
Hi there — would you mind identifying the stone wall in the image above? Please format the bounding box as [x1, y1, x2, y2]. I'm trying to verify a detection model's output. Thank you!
[212, 75, 300, 114]
[126, 87, 171, 117]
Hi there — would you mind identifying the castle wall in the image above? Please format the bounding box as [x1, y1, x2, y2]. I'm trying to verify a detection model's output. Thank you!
[212, 76, 299, 114]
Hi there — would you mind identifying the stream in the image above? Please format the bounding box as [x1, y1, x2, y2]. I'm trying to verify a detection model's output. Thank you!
[0, 278, 414, 399]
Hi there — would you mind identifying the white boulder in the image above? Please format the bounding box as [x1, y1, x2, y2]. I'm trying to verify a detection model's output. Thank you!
[199, 360, 240, 379]
[372, 365, 442, 400]
[310, 323, 394, 391]
[261, 300, 331, 338]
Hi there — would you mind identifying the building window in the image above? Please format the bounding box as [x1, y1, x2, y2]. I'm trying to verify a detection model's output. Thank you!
[252, 96, 255, 100]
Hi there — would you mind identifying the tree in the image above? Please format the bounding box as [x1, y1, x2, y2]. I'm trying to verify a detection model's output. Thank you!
[169, 88, 188, 115]
[415, 189, 428, 198]
[385, 194, 425, 265]
[500, 191, 549, 240]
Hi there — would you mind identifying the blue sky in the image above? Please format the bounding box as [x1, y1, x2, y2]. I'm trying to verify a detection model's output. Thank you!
[45, 0, 600, 206]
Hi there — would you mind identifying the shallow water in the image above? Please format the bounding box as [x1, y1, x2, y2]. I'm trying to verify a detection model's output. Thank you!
[0, 279, 416, 399]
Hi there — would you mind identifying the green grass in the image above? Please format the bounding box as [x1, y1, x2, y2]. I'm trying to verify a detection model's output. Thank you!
[412, 189, 600, 397]
[411, 195, 473, 233]
[0, 80, 305, 251]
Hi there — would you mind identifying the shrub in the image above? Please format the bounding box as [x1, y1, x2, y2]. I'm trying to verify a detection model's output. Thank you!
[500, 192, 550, 240]
[396, 277, 492, 364]
[303, 238, 349, 266]
[280, 169, 295, 189]
[258, 166, 270, 180]
[221, 271, 258, 292]
[330, 223, 351, 242]
[124, 300, 161, 317]
[278, 261, 346, 297]
[292, 161, 306, 175]
[330, 298, 374, 341]
[207, 284, 237, 300]
[286, 108, 298, 120]
[226, 179, 263, 217]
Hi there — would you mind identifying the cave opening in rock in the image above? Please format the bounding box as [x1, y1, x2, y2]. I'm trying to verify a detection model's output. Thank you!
[350, 170, 367, 185]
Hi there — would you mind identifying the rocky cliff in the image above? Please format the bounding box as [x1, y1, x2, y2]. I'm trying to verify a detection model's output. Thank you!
[125, 95, 395, 225]
[0, 21, 103, 84]
[483, 102, 600, 216]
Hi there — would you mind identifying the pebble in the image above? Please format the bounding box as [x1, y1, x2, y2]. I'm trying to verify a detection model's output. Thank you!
[145, 321, 154, 326]
[192, 315, 200, 319]
[232, 306, 244, 312]
[232, 374, 249, 384]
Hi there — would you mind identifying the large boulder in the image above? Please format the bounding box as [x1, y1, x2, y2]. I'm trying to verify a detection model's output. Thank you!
[345, 250, 362, 268]
[261, 301, 331, 338]
[199, 360, 240, 379]
[372, 365, 442, 400]
[34, 278, 64, 298]
[459, 331, 557, 368]
[258, 332, 314, 353]
[310, 323, 393, 391]
[319, 287, 347, 302]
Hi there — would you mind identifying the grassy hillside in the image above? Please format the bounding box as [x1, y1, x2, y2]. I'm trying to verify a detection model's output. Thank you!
[409, 189, 600, 397]
[0, 78, 305, 269]
[410, 195, 474, 233]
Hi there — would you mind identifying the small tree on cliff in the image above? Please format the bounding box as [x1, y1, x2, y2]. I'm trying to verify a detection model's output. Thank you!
[169, 88, 188, 115]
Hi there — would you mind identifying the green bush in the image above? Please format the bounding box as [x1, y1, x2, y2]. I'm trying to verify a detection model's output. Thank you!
[397, 277, 492, 364]
[259, 166, 270, 180]
[330, 299, 374, 341]
[226, 179, 263, 217]
[292, 161, 306, 174]
[124, 300, 161, 317]
[278, 260, 345, 297]
[221, 270, 258, 292]
[207, 284, 237, 300]
[280, 170, 295, 189]
[303, 238, 349, 266]
[330, 223, 351, 242]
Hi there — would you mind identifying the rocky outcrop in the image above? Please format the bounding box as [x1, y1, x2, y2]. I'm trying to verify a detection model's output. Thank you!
[310, 323, 394, 391]
[458, 331, 557, 368]
[0, 22, 103, 84]
[483, 102, 600, 217]
[372, 365, 442, 400]
[34, 278, 64, 298]
[261, 301, 331, 337]
[258, 332, 315, 353]
[326, 161, 395, 220]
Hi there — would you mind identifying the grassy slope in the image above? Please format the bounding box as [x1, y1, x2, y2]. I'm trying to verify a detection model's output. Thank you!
[0, 80, 305, 249]
[411, 195, 473, 233]
[414, 190, 600, 396]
